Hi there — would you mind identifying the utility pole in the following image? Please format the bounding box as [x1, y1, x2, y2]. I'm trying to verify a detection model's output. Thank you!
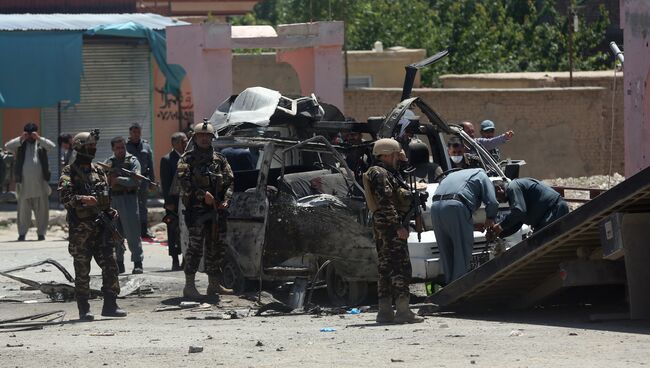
[568, 0, 578, 87]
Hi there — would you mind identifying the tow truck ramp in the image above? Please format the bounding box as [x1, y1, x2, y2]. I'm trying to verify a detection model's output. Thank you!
[430, 166, 650, 318]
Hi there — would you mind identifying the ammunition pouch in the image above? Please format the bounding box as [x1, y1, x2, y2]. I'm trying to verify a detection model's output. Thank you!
[362, 172, 379, 213]
[396, 187, 412, 216]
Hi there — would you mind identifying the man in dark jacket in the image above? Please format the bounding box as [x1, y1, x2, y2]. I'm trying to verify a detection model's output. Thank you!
[160, 132, 188, 270]
[4, 123, 55, 241]
[126, 123, 156, 239]
[492, 178, 569, 238]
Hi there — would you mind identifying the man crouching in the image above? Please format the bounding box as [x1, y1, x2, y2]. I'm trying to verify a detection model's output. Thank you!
[363, 138, 423, 324]
[58, 131, 126, 321]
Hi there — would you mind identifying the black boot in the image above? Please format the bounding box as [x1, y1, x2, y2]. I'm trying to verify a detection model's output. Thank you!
[101, 294, 127, 317]
[132, 261, 143, 274]
[77, 298, 94, 321]
[171, 255, 181, 271]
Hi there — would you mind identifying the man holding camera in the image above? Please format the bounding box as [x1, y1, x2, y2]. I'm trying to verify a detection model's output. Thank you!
[4, 123, 55, 241]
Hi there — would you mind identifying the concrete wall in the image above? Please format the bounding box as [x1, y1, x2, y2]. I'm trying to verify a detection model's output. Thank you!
[230, 47, 426, 94]
[233, 53, 301, 95]
[439, 71, 625, 178]
[344, 87, 620, 180]
[346, 48, 427, 88]
[621, 0, 650, 177]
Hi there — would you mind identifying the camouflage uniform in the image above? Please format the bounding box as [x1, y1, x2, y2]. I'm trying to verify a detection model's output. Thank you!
[365, 161, 412, 299]
[177, 147, 234, 276]
[58, 163, 120, 299]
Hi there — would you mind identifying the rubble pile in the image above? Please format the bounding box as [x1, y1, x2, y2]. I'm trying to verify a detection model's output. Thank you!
[543, 173, 626, 190]
[544, 173, 625, 210]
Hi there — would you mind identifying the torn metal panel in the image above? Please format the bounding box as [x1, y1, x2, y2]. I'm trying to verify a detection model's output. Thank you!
[0, 259, 101, 301]
[264, 194, 377, 280]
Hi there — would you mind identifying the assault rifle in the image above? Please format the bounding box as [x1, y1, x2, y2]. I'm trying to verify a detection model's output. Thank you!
[396, 168, 428, 242]
[94, 210, 125, 245]
[96, 162, 158, 187]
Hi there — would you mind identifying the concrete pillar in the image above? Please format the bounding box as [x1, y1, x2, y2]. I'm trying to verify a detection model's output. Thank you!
[277, 22, 344, 110]
[621, 0, 650, 176]
[167, 23, 233, 123]
[621, 213, 650, 319]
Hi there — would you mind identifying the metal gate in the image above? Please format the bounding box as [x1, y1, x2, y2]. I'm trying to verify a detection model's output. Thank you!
[42, 41, 151, 182]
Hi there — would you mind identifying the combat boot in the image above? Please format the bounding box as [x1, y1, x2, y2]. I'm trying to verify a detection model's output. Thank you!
[394, 295, 423, 324]
[206, 274, 234, 296]
[76, 298, 94, 321]
[183, 273, 202, 300]
[132, 262, 143, 274]
[375, 297, 394, 323]
[101, 294, 127, 317]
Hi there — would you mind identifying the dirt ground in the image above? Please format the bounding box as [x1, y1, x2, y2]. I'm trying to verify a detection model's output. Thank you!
[1, 224, 650, 368]
[1, 171, 649, 368]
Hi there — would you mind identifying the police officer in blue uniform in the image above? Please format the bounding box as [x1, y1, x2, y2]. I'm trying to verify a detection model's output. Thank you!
[430, 169, 499, 284]
[492, 178, 569, 238]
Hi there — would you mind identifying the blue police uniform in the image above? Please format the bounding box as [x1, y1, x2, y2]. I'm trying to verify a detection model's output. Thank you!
[497, 178, 569, 238]
[430, 169, 499, 284]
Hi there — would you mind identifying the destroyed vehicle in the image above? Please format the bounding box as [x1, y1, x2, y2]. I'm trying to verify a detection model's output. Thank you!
[177, 85, 530, 306]
[211, 135, 377, 305]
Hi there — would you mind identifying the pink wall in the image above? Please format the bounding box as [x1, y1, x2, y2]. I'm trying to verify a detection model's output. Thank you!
[151, 59, 194, 173]
[166, 21, 344, 121]
[621, 0, 650, 176]
[167, 23, 233, 124]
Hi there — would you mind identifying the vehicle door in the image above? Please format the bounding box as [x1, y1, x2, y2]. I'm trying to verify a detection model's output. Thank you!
[223, 141, 273, 280]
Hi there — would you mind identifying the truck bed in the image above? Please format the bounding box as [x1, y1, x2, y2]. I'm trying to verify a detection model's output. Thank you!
[430, 166, 650, 309]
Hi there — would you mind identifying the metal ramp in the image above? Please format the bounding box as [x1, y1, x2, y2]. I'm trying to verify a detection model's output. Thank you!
[430, 166, 650, 309]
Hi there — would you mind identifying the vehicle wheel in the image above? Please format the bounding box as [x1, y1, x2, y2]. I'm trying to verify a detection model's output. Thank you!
[326, 263, 369, 306]
[221, 254, 247, 293]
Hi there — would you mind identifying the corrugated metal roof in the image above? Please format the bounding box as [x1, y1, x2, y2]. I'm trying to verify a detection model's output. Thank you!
[0, 13, 189, 31]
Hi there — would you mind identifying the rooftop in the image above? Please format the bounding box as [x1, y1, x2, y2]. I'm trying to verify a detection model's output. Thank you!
[0, 13, 188, 31]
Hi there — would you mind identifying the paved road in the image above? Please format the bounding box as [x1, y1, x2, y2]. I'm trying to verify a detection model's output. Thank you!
[1, 227, 650, 367]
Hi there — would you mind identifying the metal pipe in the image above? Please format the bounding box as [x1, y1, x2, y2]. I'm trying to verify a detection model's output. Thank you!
[609, 41, 624, 65]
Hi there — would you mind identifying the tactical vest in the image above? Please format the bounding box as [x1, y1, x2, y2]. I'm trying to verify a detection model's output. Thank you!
[183, 151, 226, 208]
[362, 168, 410, 216]
[70, 164, 110, 219]
[362, 172, 379, 212]
[106, 155, 137, 193]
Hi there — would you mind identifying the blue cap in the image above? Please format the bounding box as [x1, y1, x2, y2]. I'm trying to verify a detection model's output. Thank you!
[480, 120, 495, 131]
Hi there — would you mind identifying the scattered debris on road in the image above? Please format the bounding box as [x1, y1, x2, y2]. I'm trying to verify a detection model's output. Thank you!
[188, 345, 203, 353]
[0, 310, 66, 332]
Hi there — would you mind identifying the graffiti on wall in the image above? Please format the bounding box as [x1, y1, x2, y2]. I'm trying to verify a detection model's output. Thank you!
[155, 87, 194, 127]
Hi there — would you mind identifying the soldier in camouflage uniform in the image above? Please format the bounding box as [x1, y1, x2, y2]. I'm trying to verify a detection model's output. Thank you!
[177, 122, 235, 299]
[363, 138, 423, 324]
[58, 131, 127, 321]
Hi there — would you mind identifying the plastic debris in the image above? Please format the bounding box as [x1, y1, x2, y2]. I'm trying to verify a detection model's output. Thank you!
[188, 345, 203, 353]
[346, 308, 361, 315]
[320, 327, 336, 332]
[180, 301, 200, 308]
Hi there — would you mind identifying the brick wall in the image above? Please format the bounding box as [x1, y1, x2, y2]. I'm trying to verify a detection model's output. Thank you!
[344, 87, 622, 179]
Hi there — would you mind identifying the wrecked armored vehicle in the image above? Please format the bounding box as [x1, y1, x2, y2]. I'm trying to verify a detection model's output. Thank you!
[177, 83, 529, 306]
[176, 52, 531, 305]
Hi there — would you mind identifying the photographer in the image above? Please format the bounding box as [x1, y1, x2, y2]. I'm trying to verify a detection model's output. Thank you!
[4, 123, 55, 241]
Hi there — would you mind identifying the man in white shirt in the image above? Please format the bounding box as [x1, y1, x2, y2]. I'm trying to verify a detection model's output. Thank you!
[4, 123, 55, 241]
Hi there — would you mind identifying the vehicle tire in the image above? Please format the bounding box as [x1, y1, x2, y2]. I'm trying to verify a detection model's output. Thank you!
[221, 253, 247, 293]
[325, 263, 369, 306]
